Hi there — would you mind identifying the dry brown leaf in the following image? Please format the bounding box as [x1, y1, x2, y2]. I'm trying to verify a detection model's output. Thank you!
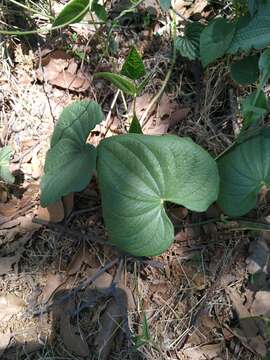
[62, 193, 74, 217]
[0, 294, 25, 315]
[0, 330, 11, 357]
[60, 304, 89, 357]
[180, 343, 223, 360]
[95, 298, 124, 360]
[0, 255, 20, 276]
[66, 244, 90, 275]
[41, 273, 65, 303]
[87, 268, 113, 289]
[36, 49, 90, 92]
[251, 291, 270, 317]
[246, 237, 269, 274]
[37, 200, 64, 223]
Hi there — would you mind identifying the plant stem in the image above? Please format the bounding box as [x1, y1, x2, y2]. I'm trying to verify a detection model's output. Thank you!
[141, 13, 177, 127]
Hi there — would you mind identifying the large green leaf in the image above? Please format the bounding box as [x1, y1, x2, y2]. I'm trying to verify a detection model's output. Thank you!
[51, 100, 104, 147]
[41, 100, 104, 207]
[0, 146, 14, 184]
[53, 0, 89, 27]
[200, 18, 235, 67]
[97, 134, 219, 256]
[121, 47, 145, 80]
[94, 72, 138, 96]
[228, 1, 270, 54]
[176, 22, 204, 61]
[218, 129, 270, 217]
[230, 55, 259, 85]
[41, 140, 96, 207]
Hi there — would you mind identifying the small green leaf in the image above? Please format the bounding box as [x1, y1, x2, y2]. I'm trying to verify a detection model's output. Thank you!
[121, 47, 145, 80]
[160, 0, 171, 11]
[218, 128, 270, 216]
[259, 48, 270, 87]
[97, 134, 219, 256]
[200, 18, 235, 67]
[242, 90, 268, 129]
[94, 72, 138, 96]
[0, 146, 14, 184]
[175, 22, 204, 61]
[129, 114, 143, 133]
[53, 0, 89, 27]
[230, 55, 259, 85]
[41, 140, 96, 207]
[51, 100, 104, 147]
[91, 0, 107, 21]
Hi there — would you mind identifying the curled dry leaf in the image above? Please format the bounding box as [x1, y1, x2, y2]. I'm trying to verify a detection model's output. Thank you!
[95, 297, 125, 360]
[41, 273, 66, 303]
[36, 49, 90, 92]
[37, 200, 64, 223]
[60, 301, 89, 357]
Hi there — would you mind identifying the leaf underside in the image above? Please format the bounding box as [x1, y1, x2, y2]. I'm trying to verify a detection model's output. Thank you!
[218, 129, 270, 217]
[98, 134, 219, 256]
[53, 0, 89, 27]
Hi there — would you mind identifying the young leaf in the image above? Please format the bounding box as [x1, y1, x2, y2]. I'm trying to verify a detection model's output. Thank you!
[94, 72, 138, 96]
[41, 100, 104, 207]
[41, 140, 96, 207]
[121, 47, 145, 80]
[51, 100, 104, 147]
[129, 114, 143, 134]
[242, 90, 268, 129]
[175, 22, 204, 61]
[259, 48, 270, 87]
[200, 18, 235, 67]
[218, 128, 270, 216]
[160, 0, 171, 11]
[228, 1, 270, 54]
[230, 55, 259, 85]
[0, 146, 14, 184]
[97, 134, 219, 256]
[53, 0, 89, 27]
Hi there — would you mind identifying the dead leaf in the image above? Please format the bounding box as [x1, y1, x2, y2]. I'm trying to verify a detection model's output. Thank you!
[246, 237, 269, 274]
[180, 343, 223, 360]
[37, 200, 64, 223]
[95, 297, 124, 360]
[87, 268, 113, 289]
[0, 255, 20, 276]
[0, 330, 11, 357]
[66, 244, 90, 275]
[41, 273, 65, 303]
[60, 302, 89, 357]
[63, 193, 74, 217]
[251, 291, 270, 317]
[36, 49, 90, 92]
[0, 294, 25, 315]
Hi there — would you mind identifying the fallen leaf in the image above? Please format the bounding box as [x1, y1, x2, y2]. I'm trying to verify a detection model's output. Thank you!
[180, 343, 223, 360]
[67, 244, 90, 275]
[0, 330, 11, 357]
[62, 193, 74, 217]
[0, 255, 20, 276]
[60, 301, 89, 357]
[246, 237, 269, 274]
[0, 294, 25, 315]
[87, 268, 113, 289]
[36, 49, 90, 92]
[251, 291, 270, 317]
[95, 297, 125, 360]
[41, 273, 65, 303]
[37, 200, 64, 223]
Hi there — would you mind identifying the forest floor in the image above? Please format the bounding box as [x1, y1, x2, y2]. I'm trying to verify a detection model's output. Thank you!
[0, 0, 270, 359]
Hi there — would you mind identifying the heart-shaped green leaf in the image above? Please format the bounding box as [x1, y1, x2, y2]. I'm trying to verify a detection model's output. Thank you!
[41, 139, 96, 207]
[41, 100, 104, 207]
[218, 129, 270, 216]
[53, 0, 89, 27]
[121, 47, 145, 80]
[200, 18, 235, 67]
[51, 100, 104, 147]
[176, 22, 204, 61]
[0, 146, 14, 184]
[97, 134, 219, 256]
[94, 72, 138, 96]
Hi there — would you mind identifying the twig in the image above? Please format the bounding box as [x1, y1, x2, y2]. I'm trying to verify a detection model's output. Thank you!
[141, 14, 177, 127]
